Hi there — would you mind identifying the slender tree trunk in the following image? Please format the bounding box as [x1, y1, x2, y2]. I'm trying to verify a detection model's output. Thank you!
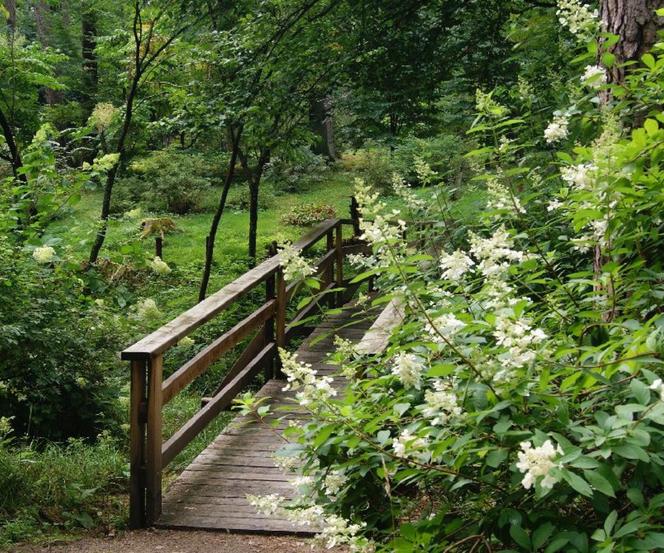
[198, 125, 243, 302]
[600, 0, 664, 83]
[0, 104, 25, 182]
[34, 0, 62, 105]
[81, 7, 98, 111]
[88, 75, 140, 264]
[244, 149, 269, 267]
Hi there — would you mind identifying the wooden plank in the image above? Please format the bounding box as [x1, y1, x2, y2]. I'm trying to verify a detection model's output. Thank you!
[161, 343, 275, 467]
[122, 219, 340, 360]
[356, 298, 404, 355]
[145, 354, 163, 526]
[162, 300, 276, 405]
[129, 359, 146, 529]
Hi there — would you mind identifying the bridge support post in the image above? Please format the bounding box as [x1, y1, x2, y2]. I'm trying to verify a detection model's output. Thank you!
[129, 358, 147, 529]
[275, 269, 287, 378]
[335, 224, 343, 307]
[145, 353, 163, 526]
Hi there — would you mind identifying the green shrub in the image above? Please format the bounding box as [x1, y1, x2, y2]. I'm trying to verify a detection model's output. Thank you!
[0, 433, 127, 547]
[281, 202, 337, 226]
[338, 148, 397, 193]
[0, 238, 125, 440]
[113, 149, 220, 215]
[225, 182, 276, 212]
[264, 148, 330, 192]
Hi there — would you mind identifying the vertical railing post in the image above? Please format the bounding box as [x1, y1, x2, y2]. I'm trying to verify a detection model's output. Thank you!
[325, 230, 334, 308]
[275, 268, 287, 378]
[350, 196, 361, 237]
[265, 273, 276, 379]
[335, 223, 344, 307]
[129, 358, 147, 529]
[145, 353, 163, 526]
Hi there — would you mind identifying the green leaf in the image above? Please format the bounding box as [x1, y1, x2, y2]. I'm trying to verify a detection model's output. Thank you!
[533, 523, 555, 549]
[562, 470, 593, 497]
[642, 53, 656, 69]
[644, 118, 659, 137]
[509, 523, 531, 550]
[583, 469, 616, 497]
[613, 444, 649, 462]
[604, 510, 618, 536]
[393, 403, 410, 416]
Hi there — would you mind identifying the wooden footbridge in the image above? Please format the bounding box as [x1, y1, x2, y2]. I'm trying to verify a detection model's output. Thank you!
[121, 213, 391, 532]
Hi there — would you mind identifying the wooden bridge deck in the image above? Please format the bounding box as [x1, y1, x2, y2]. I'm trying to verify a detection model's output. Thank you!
[157, 303, 378, 533]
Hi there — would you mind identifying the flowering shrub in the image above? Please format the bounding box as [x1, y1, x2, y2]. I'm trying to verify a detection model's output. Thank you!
[247, 17, 664, 553]
[281, 202, 337, 227]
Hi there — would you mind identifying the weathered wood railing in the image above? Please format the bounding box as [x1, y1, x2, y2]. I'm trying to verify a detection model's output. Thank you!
[122, 216, 367, 528]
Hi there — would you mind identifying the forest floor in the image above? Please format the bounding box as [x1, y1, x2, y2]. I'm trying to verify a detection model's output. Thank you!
[13, 529, 343, 553]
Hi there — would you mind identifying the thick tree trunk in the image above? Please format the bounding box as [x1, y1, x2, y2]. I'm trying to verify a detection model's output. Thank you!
[81, 8, 98, 111]
[3, 0, 16, 30]
[309, 95, 336, 160]
[601, 0, 664, 83]
[198, 125, 243, 302]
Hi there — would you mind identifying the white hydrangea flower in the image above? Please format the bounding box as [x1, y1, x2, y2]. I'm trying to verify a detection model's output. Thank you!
[149, 256, 171, 275]
[247, 494, 284, 516]
[279, 242, 316, 283]
[316, 514, 368, 551]
[392, 429, 429, 459]
[136, 298, 161, 320]
[560, 163, 596, 190]
[426, 313, 466, 343]
[392, 172, 425, 210]
[556, 0, 599, 40]
[391, 352, 424, 390]
[323, 470, 347, 498]
[439, 249, 475, 280]
[544, 114, 569, 143]
[650, 378, 664, 401]
[33, 245, 56, 264]
[469, 227, 525, 277]
[581, 64, 607, 88]
[279, 348, 337, 407]
[486, 176, 525, 214]
[547, 199, 564, 211]
[422, 380, 462, 425]
[516, 440, 563, 490]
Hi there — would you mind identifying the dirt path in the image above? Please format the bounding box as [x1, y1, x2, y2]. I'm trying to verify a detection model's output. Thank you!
[12, 530, 342, 553]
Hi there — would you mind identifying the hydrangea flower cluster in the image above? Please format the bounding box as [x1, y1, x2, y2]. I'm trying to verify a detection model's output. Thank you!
[149, 256, 171, 275]
[544, 114, 569, 143]
[392, 173, 425, 211]
[439, 249, 475, 280]
[556, 0, 599, 41]
[136, 298, 161, 320]
[516, 440, 563, 490]
[486, 176, 525, 214]
[279, 348, 337, 407]
[493, 315, 547, 375]
[279, 242, 316, 283]
[391, 352, 424, 390]
[650, 378, 664, 401]
[469, 227, 525, 277]
[392, 428, 429, 459]
[581, 64, 607, 88]
[33, 245, 56, 264]
[422, 380, 462, 425]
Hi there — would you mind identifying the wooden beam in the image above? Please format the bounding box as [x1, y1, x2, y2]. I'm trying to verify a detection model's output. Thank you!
[145, 354, 163, 526]
[161, 300, 276, 405]
[129, 359, 146, 529]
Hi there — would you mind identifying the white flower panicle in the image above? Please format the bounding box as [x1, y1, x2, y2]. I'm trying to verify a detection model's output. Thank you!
[391, 352, 424, 390]
[439, 249, 475, 280]
[422, 380, 462, 425]
[33, 245, 56, 264]
[136, 298, 161, 320]
[392, 429, 429, 459]
[650, 378, 664, 401]
[247, 493, 284, 516]
[581, 64, 607, 88]
[556, 0, 599, 41]
[469, 227, 525, 277]
[493, 315, 546, 377]
[560, 163, 596, 190]
[547, 199, 564, 212]
[392, 173, 425, 210]
[516, 440, 563, 490]
[149, 256, 172, 275]
[486, 177, 526, 214]
[279, 348, 337, 407]
[414, 157, 437, 185]
[544, 114, 569, 143]
[323, 470, 347, 498]
[279, 242, 316, 283]
[426, 313, 466, 343]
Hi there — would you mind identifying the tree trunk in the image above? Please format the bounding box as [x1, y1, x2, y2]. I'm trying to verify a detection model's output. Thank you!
[309, 94, 336, 160]
[3, 0, 16, 30]
[81, 7, 98, 111]
[0, 104, 26, 183]
[198, 125, 243, 302]
[601, 0, 664, 83]
[34, 0, 62, 105]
